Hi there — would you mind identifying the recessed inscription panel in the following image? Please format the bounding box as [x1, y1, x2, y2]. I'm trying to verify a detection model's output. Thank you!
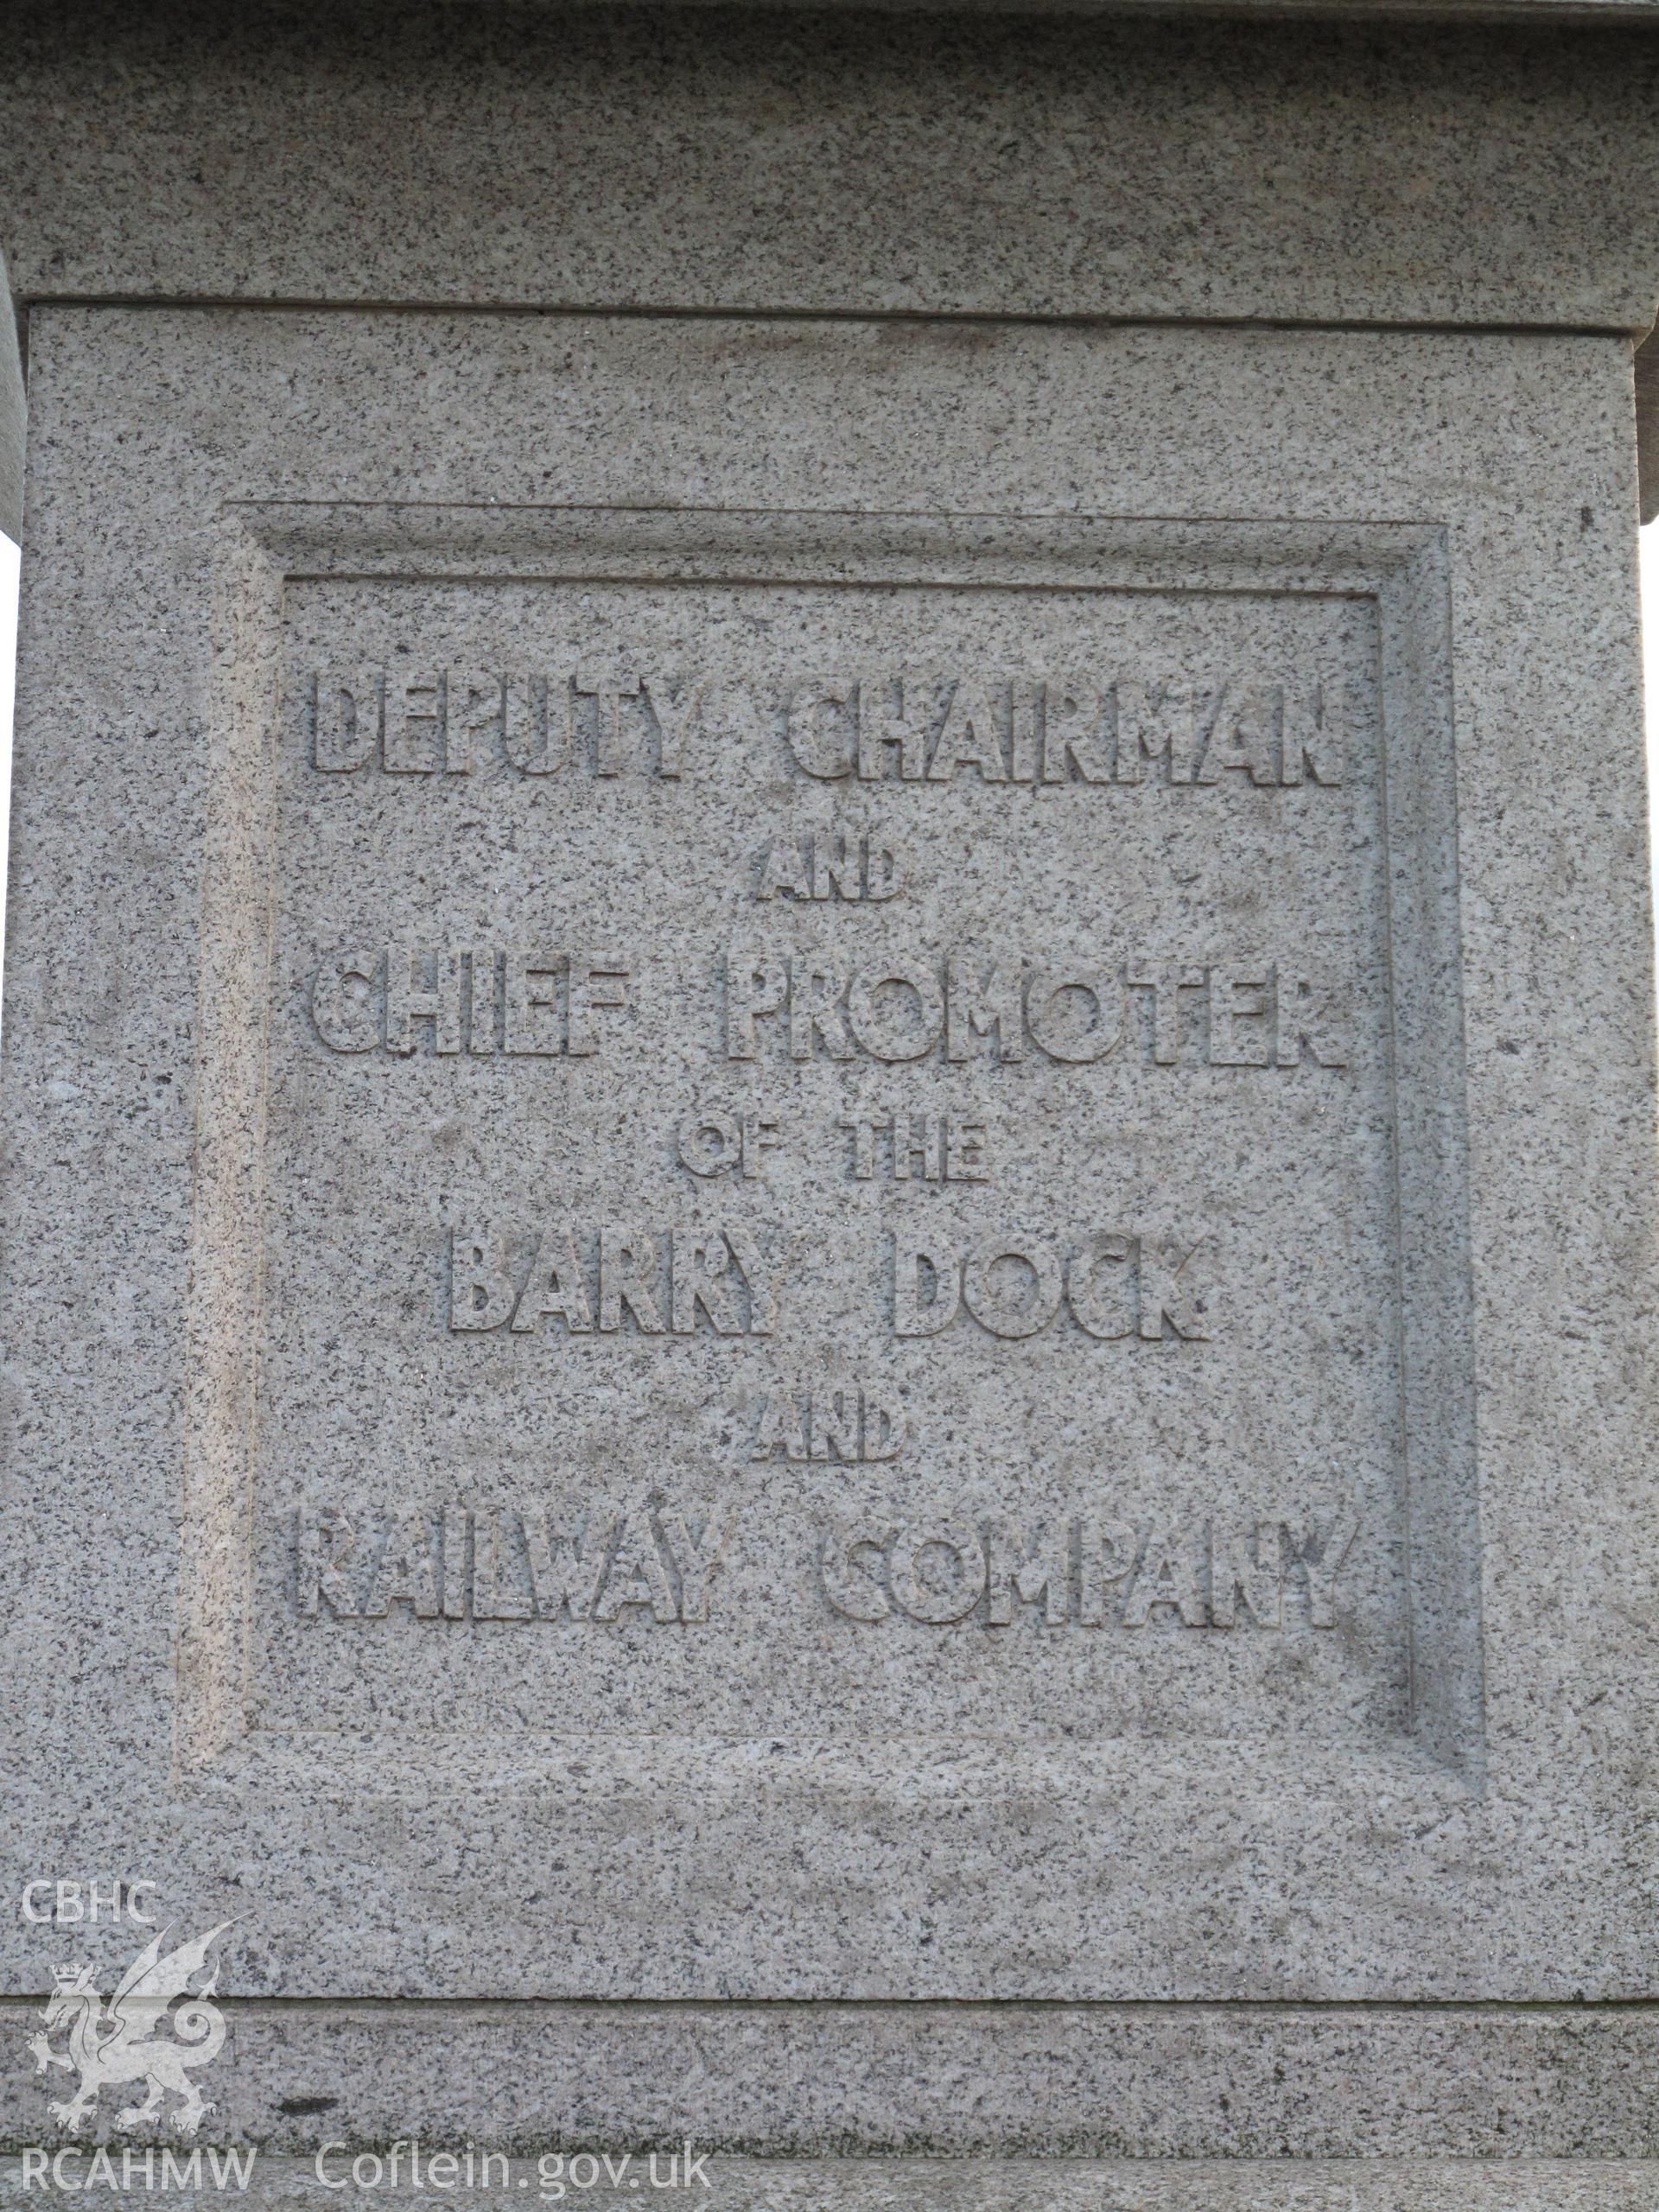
[251, 566, 1402, 1742]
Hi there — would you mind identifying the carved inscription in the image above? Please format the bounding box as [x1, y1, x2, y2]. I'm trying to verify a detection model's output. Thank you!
[274, 584, 1390, 1720]
[757, 833, 906, 901]
[783, 674, 1346, 785]
[292, 1502, 1357, 1632]
[309, 946, 1347, 1071]
[724, 953, 1346, 1066]
[842, 1112, 990, 1181]
[314, 947, 630, 1057]
[304, 668, 1349, 789]
[311, 670, 700, 777]
[895, 1231, 1211, 1340]
[297, 1503, 726, 1623]
[820, 1510, 1359, 1628]
[678, 1111, 783, 1179]
[752, 1381, 910, 1463]
[450, 1226, 777, 1337]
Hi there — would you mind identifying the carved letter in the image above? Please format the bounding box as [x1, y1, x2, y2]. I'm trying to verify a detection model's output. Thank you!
[441, 1504, 467, 1618]
[890, 1522, 986, 1624]
[961, 1236, 1064, 1339]
[785, 678, 856, 779]
[598, 1229, 666, 1334]
[1138, 1233, 1212, 1342]
[893, 1236, 961, 1337]
[756, 838, 811, 901]
[1122, 1528, 1207, 1627]
[722, 1226, 777, 1335]
[311, 670, 382, 772]
[811, 831, 861, 901]
[658, 1506, 728, 1623]
[467, 948, 499, 1055]
[311, 949, 383, 1052]
[576, 667, 644, 778]
[364, 1507, 441, 1618]
[1040, 679, 1112, 784]
[594, 1508, 677, 1623]
[449, 1230, 518, 1332]
[927, 682, 1007, 783]
[753, 1385, 810, 1462]
[385, 944, 463, 1056]
[671, 1230, 744, 1336]
[385, 674, 445, 773]
[789, 957, 855, 1060]
[444, 669, 504, 774]
[679, 1112, 741, 1177]
[1025, 969, 1124, 1063]
[821, 1522, 893, 1620]
[946, 956, 1024, 1064]
[641, 673, 702, 778]
[1127, 961, 1205, 1065]
[510, 1226, 594, 1334]
[857, 674, 929, 781]
[1207, 965, 1271, 1068]
[1115, 682, 1199, 785]
[1284, 1509, 1359, 1627]
[1077, 1518, 1139, 1626]
[1195, 682, 1279, 786]
[296, 1509, 360, 1617]
[1274, 968, 1350, 1068]
[860, 1383, 909, 1461]
[474, 1507, 533, 1619]
[566, 952, 629, 1056]
[809, 1378, 861, 1465]
[847, 959, 944, 1061]
[985, 1522, 1068, 1626]
[864, 842, 906, 900]
[1067, 1236, 1136, 1341]
[524, 1510, 618, 1620]
[504, 950, 563, 1056]
[504, 675, 571, 776]
[724, 954, 788, 1058]
[1281, 678, 1347, 785]
[1210, 1522, 1284, 1629]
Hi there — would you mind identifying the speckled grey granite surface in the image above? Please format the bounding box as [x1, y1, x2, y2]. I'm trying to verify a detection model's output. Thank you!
[0, 251, 22, 543]
[8, 2154, 1659, 2211]
[3, 2155, 1659, 2210]
[2, 297, 1656, 2034]
[0, 7, 1657, 2196]
[1, 5, 1657, 332]
[5, 1996, 1659, 2155]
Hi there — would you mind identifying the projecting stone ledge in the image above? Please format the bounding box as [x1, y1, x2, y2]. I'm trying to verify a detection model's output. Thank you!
[7, 2157, 1659, 2209]
[440, 0, 1659, 15]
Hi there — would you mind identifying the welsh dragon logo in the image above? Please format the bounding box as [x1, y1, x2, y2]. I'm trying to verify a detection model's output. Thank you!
[28, 1922, 235, 2136]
